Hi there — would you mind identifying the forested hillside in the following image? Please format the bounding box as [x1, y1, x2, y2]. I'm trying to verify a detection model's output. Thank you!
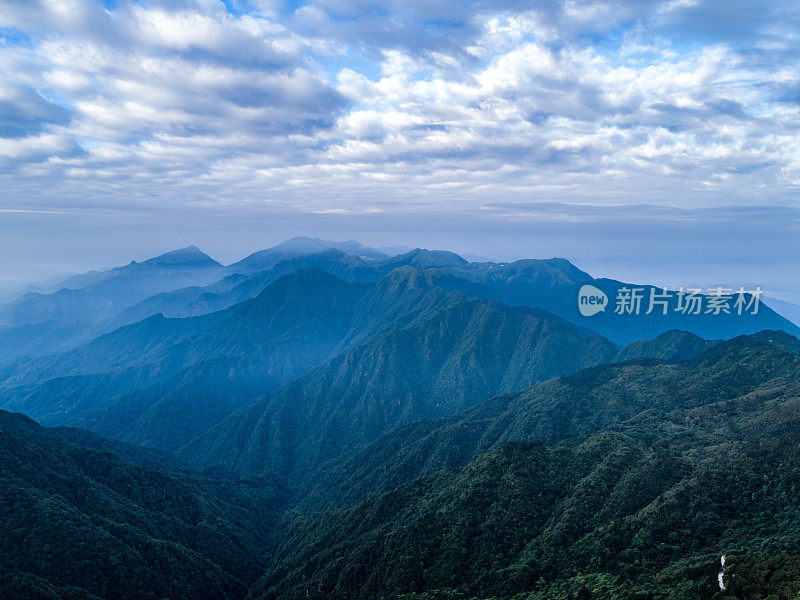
[253, 333, 800, 600]
[0, 411, 285, 600]
[0, 267, 616, 457]
[2, 242, 799, 600]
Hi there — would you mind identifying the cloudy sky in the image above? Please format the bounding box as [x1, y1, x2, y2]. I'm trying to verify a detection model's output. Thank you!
[0, 0, 798, 296]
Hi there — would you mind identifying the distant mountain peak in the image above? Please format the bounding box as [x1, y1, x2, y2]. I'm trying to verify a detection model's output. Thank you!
[229, 238, 389, 275]
[271, 237, 383, 257]
[497, 257, 591, 283]
[143, 246, 220, 267]
[694, 329, 800, 368]
[273, 236, 326, 249]
[613, 329, 717, 363]
[381, 248, 468, 269]
[545, 257, 593, 279]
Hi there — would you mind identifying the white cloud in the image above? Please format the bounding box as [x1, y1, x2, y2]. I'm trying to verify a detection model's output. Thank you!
[0, 0, 797, 214]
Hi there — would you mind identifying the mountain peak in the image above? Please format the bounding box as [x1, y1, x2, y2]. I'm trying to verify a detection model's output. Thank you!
[693, 329, 800, 372]
[272, 236, 324, 250]
[143, 246, 220, 267]
[494, 257, 591, 284]
[730, 329, 800, 358]
[381, 248, 468, 270]
[270, 237, 385, 259]
[230, 238, 388, 275]
[613, 329, 717, 363]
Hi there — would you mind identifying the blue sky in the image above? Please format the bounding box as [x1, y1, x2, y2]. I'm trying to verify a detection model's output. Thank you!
[0, 0, 798, 296]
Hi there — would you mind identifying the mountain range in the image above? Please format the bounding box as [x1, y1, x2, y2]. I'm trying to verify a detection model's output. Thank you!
[2, 238, 797, 366]
[249, 331, 800, 600]
[3, 330, 800, 599]
[1, 238, 800, 599]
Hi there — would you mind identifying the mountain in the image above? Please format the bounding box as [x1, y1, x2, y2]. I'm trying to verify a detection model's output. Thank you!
[376, 248, 469, 270]
[3, 268, 800, 600]
[254, 332, 800, 600]
[0, 246, 226, 363]
[4, 240, 800, 600]
[0, 246, 461, 364]
[0, 269, 368, 449]
[389, 262, 800, 345]
[131, 249, 378, 321]
[227, 237, 388, 275]
[108, 272, 251, 326]
[181, 277, 616, 481]
[117, 248, 473, 326]
[5, 251, 795, 474]
[0, 242, 388, 364]
[0, 410, 284, 600]
[299, 330, 800, 509]
[611, 329, 719, 362]
[47, 246, 221, 291]
[0, 246, 224, 327]
[219, 249, 800, 349]
[4, 243, 797, 368]
[0, 266, 620, 458]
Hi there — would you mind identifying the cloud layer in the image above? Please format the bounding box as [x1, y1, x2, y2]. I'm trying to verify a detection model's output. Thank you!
[0, 0, 798, 286]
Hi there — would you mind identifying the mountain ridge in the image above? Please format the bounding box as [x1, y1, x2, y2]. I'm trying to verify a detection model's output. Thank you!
[253, 331, 800, 600]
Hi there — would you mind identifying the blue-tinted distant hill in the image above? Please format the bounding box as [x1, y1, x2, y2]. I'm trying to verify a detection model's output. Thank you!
[227, 236, 388, 274]
[113, 248, 380, 324]
[1, 246, 224, 326]
[0, 240, 391, 363]
[112, 248, 470, 325]
[372, 260, 800, 345]
[0, 268, 617, 456]
[0, 269, 368, 449]
[0, 246, 226, 362]
[111, 248, 800, 347]
[765, 296, 800, 327]
[4, 240, 794, 365]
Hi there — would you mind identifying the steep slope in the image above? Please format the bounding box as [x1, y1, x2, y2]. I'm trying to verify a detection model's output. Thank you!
[255, 333, 800, 600]
[765, 296, 800, 327]
[2, 267, 618, 456]
[301, 330, 800, 510]
[181, 290, 616, 481]
[0, 269, 367, 439]
[0, 410, 283, 600]
[399, 262, 800, 344]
